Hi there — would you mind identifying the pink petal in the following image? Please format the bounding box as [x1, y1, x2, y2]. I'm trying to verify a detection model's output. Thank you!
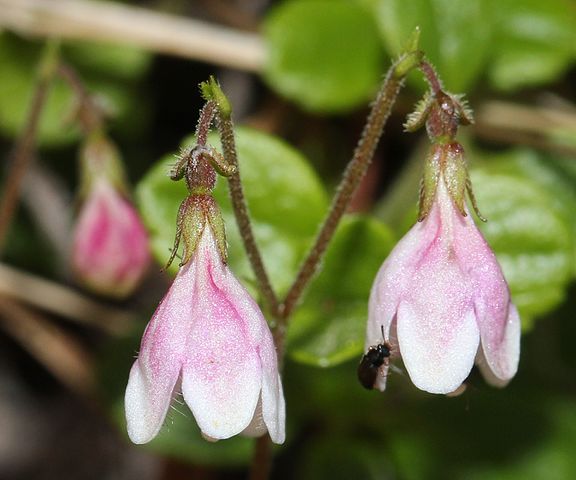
[451, 195, 521, 383]
[124, 261, 195, 443]
[198, 230, 285, 443]
[476, 304, 521, 386]
[259, 339, 286, 444]
[181, 231, 263, 440]
[367, 209, 441, 348]
[73, 179, 150, 298]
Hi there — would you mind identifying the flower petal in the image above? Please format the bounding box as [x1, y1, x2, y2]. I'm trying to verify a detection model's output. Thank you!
[181, 331, 261, 440]
[260, 337, 286, 444]
[181, 229, 263, 440]
[125, 261, 196, 444]
[367, 211, 441, 348]
[451, 206, 521, 383]
[124, 360, 180, 444]
[397, 301, 479, 394]
[73, 179, 150, 298]
[476, 304, 521, 386]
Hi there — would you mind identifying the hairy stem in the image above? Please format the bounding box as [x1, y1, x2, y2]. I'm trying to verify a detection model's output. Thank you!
[279, 50, 422, 321]
[0, 41, 59, 255]
[216, 114, 280, 315]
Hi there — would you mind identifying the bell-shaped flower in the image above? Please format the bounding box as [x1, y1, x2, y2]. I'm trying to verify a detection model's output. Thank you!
[72, 134, 151, 298]
[366, 143, 520, 395]
[124, 221, 285, 444]
[72, 177, 151, 298]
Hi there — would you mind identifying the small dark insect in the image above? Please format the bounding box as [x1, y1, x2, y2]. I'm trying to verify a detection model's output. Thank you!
[357, 326, 392, 390]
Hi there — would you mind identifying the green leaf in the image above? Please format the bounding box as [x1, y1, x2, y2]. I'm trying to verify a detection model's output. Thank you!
[64, 41, 151, 80]
[368, 0, 492, 91]
[0, 35, 79, 146]
[0, 34, 148, 146]
[463, 402, 576, 480]
[287, 215, 395, 367]
[486, 0, 576, 90]
[263, 0, 384, 113]
[135, 126, 329, 295]
[470, 149, 576, 327]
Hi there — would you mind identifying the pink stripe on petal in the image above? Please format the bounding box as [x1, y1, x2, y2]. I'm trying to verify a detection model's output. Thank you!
[181, 230, 263, 440]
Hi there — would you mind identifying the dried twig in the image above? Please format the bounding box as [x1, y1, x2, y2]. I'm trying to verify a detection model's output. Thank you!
[0, 0, 265, 72]
[0, 296, 95, 395]
[0, 263, 134, 335]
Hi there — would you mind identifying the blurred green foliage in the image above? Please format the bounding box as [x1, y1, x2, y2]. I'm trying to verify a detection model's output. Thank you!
[265, 0, 576, 110]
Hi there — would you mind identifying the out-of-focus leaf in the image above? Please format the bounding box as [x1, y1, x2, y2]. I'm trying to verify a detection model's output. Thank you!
[368, 0, 491, 91]
[64, 41, 151, 80]
[463, 402, 576, 480]
[264, 0, 384, 113]
[295, 436, 394, 480]
[287, 216, 395, 367]
[136, 127, 328, 295]
[487, 0, 576, 90]
[471, 149, 575, 327]
[0, 35, 148, 146]
[0, 35, 79, 146]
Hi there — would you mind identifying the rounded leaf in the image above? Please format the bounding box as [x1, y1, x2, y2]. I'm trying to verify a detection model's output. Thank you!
[264, 0, 384, 113]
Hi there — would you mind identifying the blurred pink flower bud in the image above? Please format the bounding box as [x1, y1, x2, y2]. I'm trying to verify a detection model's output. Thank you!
[72, 177, 151, 298]
[366, 165, 520, 394]
[125, 226, 285, 444]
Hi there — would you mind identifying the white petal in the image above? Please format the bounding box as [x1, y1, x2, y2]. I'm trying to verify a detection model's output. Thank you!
[181, 348, 261, 440]
[397, 302, 480, 394]
[125, 360, 179, 444]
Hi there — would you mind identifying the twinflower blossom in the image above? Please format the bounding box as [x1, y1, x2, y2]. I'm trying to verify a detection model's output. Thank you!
[72, 133, 150, 298]
[364, 72, 520, 394]
[125, 130, 285, 444]
[367, 177, 520, 394]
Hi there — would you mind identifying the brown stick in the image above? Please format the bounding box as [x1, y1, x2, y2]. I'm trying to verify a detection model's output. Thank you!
[0, 0, 265, 72]
[0, 41, 59, 254]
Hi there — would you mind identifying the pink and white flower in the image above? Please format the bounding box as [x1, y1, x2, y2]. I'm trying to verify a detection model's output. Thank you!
[125, 226, 285, 444]
[72, 177, 151, 298]
[367, 165, 520, 394]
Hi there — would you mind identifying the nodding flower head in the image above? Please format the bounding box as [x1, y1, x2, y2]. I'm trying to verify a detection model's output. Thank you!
[365, 142, 520, 394]
[125, 136, 284, 444]
[125, 220, 285, 444]
[72, 134, 150, 298]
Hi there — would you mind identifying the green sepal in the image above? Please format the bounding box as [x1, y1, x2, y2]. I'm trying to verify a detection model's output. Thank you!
[442, 143, 468, 217]
[404, 90, 433, 132]
[205, 196, 228, 264]
[180, 196, 208, 266]
[418, 145, 440, 221]
[78, 130, 129, 200]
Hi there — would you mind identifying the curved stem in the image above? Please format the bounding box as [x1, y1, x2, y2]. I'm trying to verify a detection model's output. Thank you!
[279, 50, 422, 320]
[216, 114, 280, 316]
